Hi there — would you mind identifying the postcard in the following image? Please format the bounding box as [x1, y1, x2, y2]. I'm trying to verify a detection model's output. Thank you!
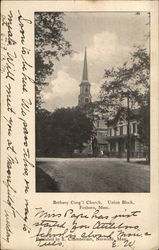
[1, 1, 159, 249]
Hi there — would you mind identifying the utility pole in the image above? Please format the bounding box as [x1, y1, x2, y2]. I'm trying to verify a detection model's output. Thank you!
[127, 92, 130, 162]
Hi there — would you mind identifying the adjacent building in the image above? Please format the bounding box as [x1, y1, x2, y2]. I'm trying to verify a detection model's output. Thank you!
[96, 109, 147, 158]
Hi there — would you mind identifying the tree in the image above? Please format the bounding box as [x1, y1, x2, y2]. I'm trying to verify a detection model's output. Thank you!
[138, 95, 150, 161]
[36, 108, 52, 156]
[36, 107, 94, 157]
[99, 47, 150, 160]
[100, 47, 150, 117]
[35, 12, 72, 110]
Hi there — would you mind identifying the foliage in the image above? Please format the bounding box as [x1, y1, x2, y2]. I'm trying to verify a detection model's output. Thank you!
[35, 12, 72, 110]
[99, 47, 150, 159]
[100, 47, 150, 117]
[36, 107, 94, 157]
[138, 96, 150, 161]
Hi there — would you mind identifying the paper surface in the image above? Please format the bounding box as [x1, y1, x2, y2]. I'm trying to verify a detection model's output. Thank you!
[1, 1, 159, 250]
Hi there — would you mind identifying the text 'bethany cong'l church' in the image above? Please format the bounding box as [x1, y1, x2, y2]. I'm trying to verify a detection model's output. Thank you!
[77, 48, 147, 159]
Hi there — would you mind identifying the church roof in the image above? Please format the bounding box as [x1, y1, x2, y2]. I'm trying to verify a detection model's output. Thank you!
[82, 47, 88, 81]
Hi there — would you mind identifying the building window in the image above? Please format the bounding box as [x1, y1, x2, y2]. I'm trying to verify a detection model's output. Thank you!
[120, 126, 123, 135]
[137, 124, 140, 133]
[82, 86, 84, 94]
[110, 142, 116, 152]
[114, 127, 117, 136]
[127, 125, 131, 134]
[133, 123, 136, 133]
[110, 128, 112, 136]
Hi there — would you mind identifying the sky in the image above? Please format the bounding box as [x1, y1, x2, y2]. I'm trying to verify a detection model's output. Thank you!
[41, 12, 149, 112]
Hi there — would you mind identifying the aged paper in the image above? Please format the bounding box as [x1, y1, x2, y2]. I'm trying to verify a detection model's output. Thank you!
[1, 1, 159, 250]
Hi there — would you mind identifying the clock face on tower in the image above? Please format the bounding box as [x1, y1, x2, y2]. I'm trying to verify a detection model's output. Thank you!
[85, 97, 89, 103]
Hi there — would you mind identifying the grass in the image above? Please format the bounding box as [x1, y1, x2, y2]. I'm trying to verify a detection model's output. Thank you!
[36, 166, 59, 192]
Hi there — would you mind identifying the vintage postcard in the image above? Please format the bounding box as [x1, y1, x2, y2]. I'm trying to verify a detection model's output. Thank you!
[1, 1, 159, 250]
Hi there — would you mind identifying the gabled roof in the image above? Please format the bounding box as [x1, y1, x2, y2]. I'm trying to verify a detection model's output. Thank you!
[107, 108, 140, 126]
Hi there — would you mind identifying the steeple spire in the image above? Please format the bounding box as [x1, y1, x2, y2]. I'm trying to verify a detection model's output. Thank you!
[78, 48, 91, 106]
[82, 47, 88, 81]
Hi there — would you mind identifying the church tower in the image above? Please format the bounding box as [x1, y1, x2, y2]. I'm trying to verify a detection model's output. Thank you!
[78, 48, 92, 106]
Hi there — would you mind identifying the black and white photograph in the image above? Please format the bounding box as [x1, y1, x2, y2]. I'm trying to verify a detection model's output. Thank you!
[35, 11, 150, 193]
[2, 1, 159, 249]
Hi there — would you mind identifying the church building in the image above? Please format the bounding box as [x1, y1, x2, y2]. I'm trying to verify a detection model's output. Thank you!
[77, 48, 93, 156]
[77, 48, 147, 159]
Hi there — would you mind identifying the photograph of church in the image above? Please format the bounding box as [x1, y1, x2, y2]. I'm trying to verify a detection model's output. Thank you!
[76, 48, 148, 159]
[35, 12, 150, 192]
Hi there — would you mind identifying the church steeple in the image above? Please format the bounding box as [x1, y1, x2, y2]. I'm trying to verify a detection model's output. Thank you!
[82, 47, 88, 81]
[78, 48, 91, 106]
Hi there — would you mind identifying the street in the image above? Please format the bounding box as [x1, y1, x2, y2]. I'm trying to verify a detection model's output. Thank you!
[36, 158, 150, 193]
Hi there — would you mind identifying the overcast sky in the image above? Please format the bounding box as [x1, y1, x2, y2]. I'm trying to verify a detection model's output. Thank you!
[41, 12, 149, 111]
